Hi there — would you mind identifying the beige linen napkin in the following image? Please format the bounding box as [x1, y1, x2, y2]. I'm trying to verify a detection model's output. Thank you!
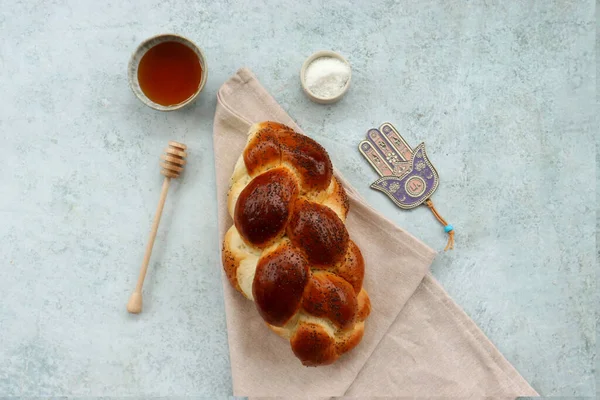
[213, 68, 538, 398]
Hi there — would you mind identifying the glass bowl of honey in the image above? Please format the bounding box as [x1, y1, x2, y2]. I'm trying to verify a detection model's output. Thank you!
[128, 33, 207, 111]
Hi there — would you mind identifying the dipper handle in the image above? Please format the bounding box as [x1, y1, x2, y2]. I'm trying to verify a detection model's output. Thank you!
[127, 141, 187, 314]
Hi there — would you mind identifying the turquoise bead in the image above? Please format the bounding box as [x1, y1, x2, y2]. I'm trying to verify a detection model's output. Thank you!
[444, 224, 454, 233]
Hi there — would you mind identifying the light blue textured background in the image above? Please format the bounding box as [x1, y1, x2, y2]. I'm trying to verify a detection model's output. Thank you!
[0, 0, 596, 397]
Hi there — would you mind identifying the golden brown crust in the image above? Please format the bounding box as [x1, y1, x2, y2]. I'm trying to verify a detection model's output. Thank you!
[323, 177, 350, 221]
[333, 240, 365, 293]
[234, 168, 299, 248]
[335, 322, 365, 356]
[222, 227, 242, 293]
[243, 122, 333, 193]
[337, 178, 350, 217]
[356, 289, 371, 322]
[290, 322, 338, 366]
[302, 271, 357, 330]
[286, 198, 349, 266]
[277, 129, 333, 193]
[253, 242, 310, 327]
[222, 121, 371, 366]
[243, 122, 288, 177]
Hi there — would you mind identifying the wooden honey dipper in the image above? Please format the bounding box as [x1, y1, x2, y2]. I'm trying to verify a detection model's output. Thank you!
[127, 141, 187, 314]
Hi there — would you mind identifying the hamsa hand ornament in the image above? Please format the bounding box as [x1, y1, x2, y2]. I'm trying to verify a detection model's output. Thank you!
[359, 122, 454, 251]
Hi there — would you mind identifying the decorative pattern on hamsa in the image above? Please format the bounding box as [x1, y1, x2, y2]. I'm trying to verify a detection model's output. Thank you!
[359, 123, 439, 209]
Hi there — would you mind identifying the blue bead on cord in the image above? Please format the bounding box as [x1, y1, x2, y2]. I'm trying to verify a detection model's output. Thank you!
[444, 224, 454, 233]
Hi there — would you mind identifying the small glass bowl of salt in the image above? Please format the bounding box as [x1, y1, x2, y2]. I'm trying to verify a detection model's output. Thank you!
[300, 50, 351, 104]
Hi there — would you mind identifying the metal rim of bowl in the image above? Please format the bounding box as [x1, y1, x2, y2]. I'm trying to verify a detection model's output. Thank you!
[128, 33, 208, 112]
[300, 50, 351, 104]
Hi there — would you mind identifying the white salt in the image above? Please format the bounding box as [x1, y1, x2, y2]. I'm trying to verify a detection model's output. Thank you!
[304, 56, 350, 99]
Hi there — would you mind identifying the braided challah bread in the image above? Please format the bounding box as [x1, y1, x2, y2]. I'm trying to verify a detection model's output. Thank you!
[222, 121, 371, 366]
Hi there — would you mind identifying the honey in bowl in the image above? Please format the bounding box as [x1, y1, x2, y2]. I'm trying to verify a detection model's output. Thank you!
[137, 41, 202, 106]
